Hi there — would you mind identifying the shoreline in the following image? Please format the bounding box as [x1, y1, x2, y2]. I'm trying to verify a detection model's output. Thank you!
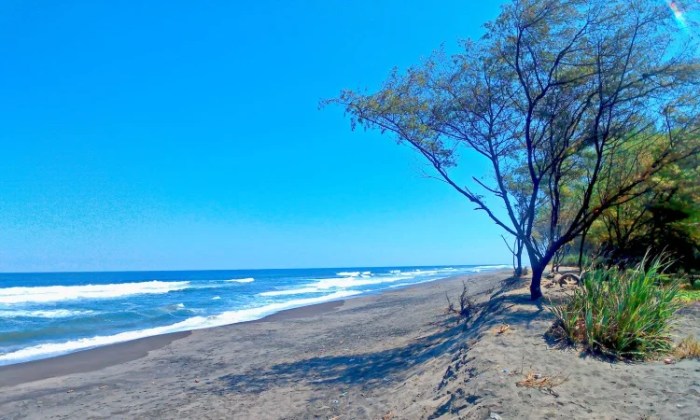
[0, 271, 506, 388]
[0, 265, 506, 369]
[0, 270, 485, 371]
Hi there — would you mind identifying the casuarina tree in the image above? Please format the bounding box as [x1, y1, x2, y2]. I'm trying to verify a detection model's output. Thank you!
[330, 0, 700, 299]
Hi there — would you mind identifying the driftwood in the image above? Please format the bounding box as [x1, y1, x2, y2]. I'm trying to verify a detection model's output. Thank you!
[556, 271, 585, 286]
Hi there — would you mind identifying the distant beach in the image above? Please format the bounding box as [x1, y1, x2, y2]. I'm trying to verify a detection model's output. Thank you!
[1, 270, 697, 419]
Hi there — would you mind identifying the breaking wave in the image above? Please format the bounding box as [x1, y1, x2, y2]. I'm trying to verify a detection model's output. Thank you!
[0, 281, 191, 305]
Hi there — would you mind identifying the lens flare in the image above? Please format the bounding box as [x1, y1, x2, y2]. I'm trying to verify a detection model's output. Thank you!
[667, 1, 689, 30]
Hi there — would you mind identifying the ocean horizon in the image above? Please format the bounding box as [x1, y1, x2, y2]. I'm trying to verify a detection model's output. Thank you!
[0, 264, 510, 366]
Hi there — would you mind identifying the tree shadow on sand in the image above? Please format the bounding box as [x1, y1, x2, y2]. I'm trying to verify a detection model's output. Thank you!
[217, 321, 467, 394]
[217, 277, 555, 395]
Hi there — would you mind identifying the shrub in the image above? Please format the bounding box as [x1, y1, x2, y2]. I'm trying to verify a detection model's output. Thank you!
[445, 281, 476, 321]
[557, 253, 596, 268]
[558, 253, 582, 267]
[549, 257, 681, 359]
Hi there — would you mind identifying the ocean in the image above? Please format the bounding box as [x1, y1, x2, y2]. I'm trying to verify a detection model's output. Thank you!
[0, 264, 509, 366]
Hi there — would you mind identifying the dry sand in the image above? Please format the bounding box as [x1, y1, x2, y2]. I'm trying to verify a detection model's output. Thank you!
[0, 271, 698, 419]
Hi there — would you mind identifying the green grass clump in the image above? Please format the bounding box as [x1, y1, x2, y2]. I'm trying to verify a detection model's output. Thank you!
[549, 257, 681, 359]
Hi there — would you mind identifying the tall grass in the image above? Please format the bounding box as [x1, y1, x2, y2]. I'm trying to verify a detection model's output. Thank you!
[549, 257, 681, 359]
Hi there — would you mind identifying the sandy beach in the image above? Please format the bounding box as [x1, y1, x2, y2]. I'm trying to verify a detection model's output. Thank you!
[1, 270, 698, 419]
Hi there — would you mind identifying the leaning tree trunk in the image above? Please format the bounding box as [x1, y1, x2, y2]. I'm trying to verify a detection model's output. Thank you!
[527, 248, 556, 300]
[529, 263, 545, 300]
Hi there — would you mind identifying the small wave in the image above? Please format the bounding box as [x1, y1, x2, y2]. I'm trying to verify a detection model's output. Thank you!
[313, 276, 405, 289]
[261, 274, 410, 295]
[258, 287, 324, 297]
[336, 271, 360, 277]
[0, 281, 191, 305]
[0, 309, 94, 319]
[393, 269, 439, 277]
[212, 296, 221, 300]
[468, 264, 511, 272]
[225, 278, 255, 283]
[0, 290, 360, 366]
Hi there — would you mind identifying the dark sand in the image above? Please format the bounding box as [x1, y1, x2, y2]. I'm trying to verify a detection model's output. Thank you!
[1, 270, 698, 419]
[0, 332, 190, 389]
[0, 300, 343, 389]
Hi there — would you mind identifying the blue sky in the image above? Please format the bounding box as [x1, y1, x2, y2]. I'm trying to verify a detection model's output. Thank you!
[0, 0, 511, 272]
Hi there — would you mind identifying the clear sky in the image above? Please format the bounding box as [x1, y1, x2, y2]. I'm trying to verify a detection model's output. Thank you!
[0, 0, 511, 272]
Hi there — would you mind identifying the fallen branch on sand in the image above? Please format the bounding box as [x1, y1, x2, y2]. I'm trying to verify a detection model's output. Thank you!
[516, 371, 567, 393]
[493, 324, 511, 335]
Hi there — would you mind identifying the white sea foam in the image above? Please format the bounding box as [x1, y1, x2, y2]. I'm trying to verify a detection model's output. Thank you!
[212, 296, 221, 300]
[225, 278, 255, 283]
[0, 309, 94, 319]
[0, 290, 360, 366]
[0, 281, 191, 305]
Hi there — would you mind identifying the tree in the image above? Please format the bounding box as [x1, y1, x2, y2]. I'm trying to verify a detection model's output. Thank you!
[330, 0, 700, 299]
[502, 233, 525, 277]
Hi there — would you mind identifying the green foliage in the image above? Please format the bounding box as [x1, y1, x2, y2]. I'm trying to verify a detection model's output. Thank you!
[549, 257, 681, 359]
[557, 253, 593, 267]
[584, 155, 700, 271]
[557, 254, 579, 267]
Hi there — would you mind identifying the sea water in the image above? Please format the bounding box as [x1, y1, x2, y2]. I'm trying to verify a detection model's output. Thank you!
[0, 264, 509, 366]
